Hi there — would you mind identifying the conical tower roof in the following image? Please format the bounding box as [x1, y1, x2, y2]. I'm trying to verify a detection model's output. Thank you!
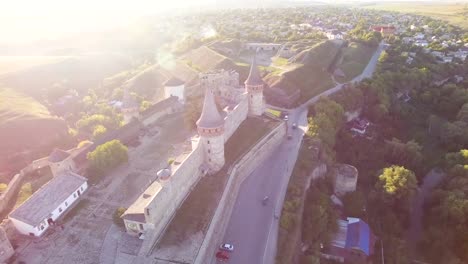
[245, 53, 264, 86]
[197, 88, 224, 128]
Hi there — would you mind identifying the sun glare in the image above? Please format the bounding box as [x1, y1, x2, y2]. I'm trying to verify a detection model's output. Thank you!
[0, 0, 209, 43]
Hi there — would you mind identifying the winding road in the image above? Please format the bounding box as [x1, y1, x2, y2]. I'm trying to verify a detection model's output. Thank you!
[213, 41, 386, 264]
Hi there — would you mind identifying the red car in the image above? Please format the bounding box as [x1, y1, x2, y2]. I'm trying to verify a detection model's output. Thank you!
[216, 251, 229, 261]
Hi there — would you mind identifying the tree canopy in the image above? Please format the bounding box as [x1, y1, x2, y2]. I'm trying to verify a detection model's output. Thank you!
[87, 140, 128, 180]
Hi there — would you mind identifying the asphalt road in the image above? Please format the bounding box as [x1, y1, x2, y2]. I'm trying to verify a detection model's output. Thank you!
[215, 109, 307, 264]
[214, 41, 386, 264]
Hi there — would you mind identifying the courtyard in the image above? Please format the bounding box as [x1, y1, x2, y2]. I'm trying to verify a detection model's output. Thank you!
[11, 113, 191, 264]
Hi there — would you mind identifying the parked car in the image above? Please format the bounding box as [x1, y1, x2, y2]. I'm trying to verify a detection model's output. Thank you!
[220, 243, 234, 252]
[216, 251, 229, 261]
[292, 123, 297, 129]
[287, 134, 292, 140]
[283, 115, 289, 121]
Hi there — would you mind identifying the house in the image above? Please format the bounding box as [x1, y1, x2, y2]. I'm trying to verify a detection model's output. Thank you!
[163, 77, 186, 103]
[370, 25, 396, 36]
[442, 56, 453, 63]
[321, 217, 377, 263]
[9, 172, 88, 237]
[414, 40, 429, 47]
[414, 33, 425, 40]
[47, 148, 76, 177]
[349, 118, 370, 135]
[397, 91, 411, 102]
[326, 30, 344, 40]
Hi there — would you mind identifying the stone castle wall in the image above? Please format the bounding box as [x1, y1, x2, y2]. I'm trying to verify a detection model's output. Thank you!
[195, 121, 287, 264]
[223, 95, 249, 142]
[139, 144, 204, 256]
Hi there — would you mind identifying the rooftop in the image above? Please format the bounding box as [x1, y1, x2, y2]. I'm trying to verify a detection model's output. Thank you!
[331, 217, 374, 256]
[196, 87, 224, 128]
[9, 171, 87, 227]
[163, 77, 185, 87]
[48, 148, 70, 163]
[121, 181, 162, 223]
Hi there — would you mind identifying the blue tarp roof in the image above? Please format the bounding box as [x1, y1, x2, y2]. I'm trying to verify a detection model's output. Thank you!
[345, 217, 371, 255]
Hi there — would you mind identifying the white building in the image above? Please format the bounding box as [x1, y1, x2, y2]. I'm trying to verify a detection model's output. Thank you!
[9, 172, 88, 236]
[326, 30, 344, 40]
[163, 77, 186, 103]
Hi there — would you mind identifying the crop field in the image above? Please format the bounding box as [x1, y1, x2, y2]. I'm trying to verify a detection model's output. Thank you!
[363, 2, 468, 29]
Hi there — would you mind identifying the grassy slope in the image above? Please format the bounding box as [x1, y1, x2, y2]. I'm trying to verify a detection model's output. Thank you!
[336, 42, 377, 83]
[265, 40, 340, 104]
[363, 2, 468, 29]
[0, 88, 52, 126]
[0, 54, 132, 99]
[0, 88, 68, 169]
[0, 56, 70, 76]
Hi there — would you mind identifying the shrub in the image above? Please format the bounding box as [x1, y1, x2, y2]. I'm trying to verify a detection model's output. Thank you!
[113, 207, 127, 228]
[280, 211, 296, 230]
[87, 140, 128, 182]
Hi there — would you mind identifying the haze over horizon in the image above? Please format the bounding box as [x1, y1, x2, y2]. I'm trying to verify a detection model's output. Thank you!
[1, 0, 467, 44]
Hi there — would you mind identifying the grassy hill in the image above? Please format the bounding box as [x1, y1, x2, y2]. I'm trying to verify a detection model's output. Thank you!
[264, 40, 341, 104]
[363, 2, 468, 29]
[335, 42, 377, 83]
[0, 88, 68, 173]
[0, 54, 132, 100]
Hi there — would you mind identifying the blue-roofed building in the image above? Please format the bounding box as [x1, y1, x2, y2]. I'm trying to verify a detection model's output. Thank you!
[321, 217, 377, 263]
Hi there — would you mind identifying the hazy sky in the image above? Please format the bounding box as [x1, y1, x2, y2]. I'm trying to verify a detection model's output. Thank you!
[0, 0, 464, 43]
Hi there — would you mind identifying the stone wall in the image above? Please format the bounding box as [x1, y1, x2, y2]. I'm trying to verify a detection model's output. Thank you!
[194, 121, 287, 264]
[0, 165, 34, 215]
[139, 144, 205, 256]
[223, 95, 249, 142]
[310, 163, 328, 181]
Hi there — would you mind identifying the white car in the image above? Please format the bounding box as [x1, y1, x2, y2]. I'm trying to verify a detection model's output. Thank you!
[220, 243, 234, 252]
[284, 115, 289, 121]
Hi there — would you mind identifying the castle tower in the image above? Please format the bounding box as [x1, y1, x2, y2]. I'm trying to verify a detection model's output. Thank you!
[196, 87, 225, 173]
[245, 54, 265, 116]
[122, 88, 139, 124]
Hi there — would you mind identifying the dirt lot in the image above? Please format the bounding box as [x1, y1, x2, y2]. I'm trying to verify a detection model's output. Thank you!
[11, 113, 191, 264]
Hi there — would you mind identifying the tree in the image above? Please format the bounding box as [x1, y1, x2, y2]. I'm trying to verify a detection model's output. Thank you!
[92, 125, 107, 140]
[384, 138, 424, 173]
[87, 140, 128, 180]
[376, 165, 417, 205]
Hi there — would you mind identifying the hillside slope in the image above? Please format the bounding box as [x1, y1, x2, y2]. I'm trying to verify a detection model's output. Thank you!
[0, 88, 68, 173]
[0, 54, 132, 100]
[265, 40, 341, 105]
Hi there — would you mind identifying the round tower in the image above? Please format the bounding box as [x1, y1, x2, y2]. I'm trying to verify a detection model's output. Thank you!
[196, 87, 225, 173]
[245, 54, 265, 116]
[122, 88, 139, 124]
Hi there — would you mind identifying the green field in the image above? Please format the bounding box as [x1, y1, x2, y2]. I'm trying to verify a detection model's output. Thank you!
[363, 2, 468, 29]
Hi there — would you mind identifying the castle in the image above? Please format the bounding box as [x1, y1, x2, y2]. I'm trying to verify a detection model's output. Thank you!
[121, 55, 265, 249]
